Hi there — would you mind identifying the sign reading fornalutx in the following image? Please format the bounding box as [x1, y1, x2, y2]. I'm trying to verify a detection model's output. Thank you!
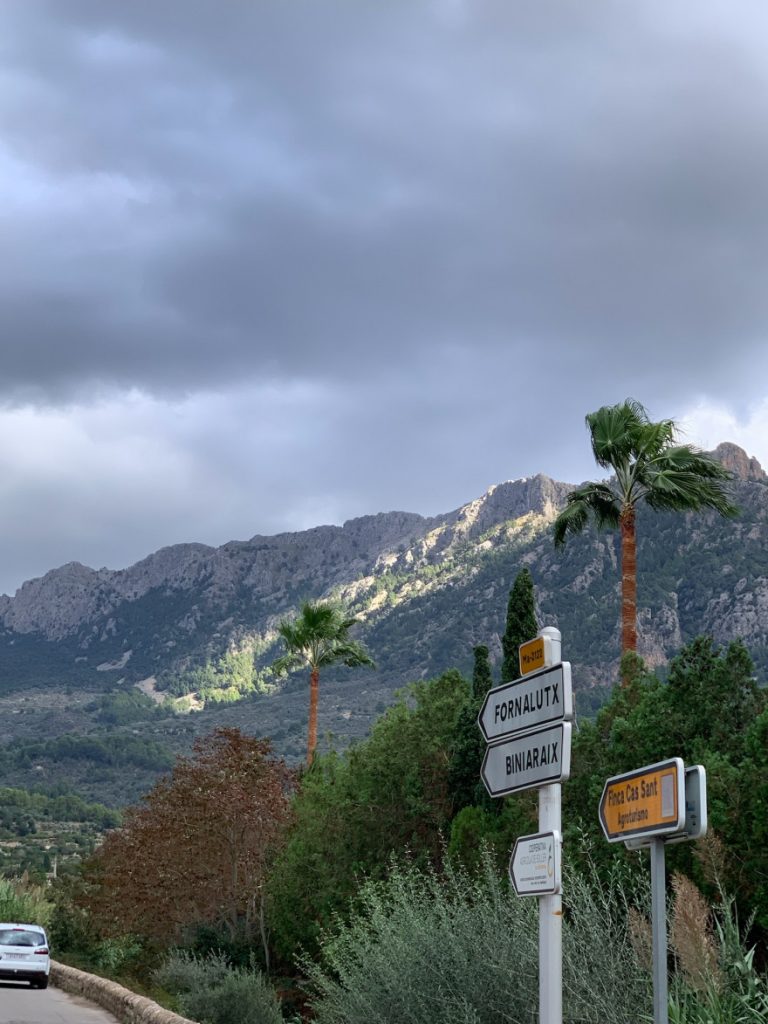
[599, 758, 685, 843]
[478, 663, 573, 743]
[481, 721, 572, 798]
[510, 830, 561, 896]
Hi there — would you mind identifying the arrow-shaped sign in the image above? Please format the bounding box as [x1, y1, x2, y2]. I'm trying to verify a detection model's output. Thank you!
[478, 663, 573, 743]
[598, 758, 685, 843]
[481, 722, 572, 798]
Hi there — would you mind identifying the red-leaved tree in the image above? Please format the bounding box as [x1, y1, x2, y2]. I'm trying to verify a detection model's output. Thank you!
[84, 728, 294, 962]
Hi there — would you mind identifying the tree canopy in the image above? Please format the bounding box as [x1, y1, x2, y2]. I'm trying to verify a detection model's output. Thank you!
[273, 602, 374, 764]
[553, 399, 736, 657]
[84, 729, 295, 946]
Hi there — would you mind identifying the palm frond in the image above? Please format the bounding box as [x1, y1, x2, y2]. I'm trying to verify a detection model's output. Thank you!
[553, 483, 621, 547]
[632, 418, 677, 461]
[318, 639, 375, 669]
[640, 447, 738, 516]
[273, 601, 375, 672]
[272, 651, 305, 676]
[586, 399, 649, 471]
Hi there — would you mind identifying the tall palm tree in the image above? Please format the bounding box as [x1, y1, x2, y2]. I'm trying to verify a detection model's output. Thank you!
[273, 601, 374, 765]
[553, 399, 737, 661]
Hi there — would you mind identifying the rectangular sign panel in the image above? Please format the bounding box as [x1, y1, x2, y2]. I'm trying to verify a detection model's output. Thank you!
[625, 765, 708, 849]
[481, 722, 572, 798]
[518, 635, 554, 677]
[599, 758, 685, 843]
[510, 830, 561, 896]
[478, 663, 573, 743]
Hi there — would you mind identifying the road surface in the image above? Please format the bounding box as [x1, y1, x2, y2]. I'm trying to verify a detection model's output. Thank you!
[0, 979, 121, 1023]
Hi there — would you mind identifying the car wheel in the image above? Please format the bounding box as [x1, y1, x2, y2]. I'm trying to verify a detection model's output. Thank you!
[33, 976, 49, 989]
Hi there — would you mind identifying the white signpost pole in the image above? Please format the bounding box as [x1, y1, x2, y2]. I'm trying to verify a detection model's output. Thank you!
[537, 627, 562, 1024]
[650, 839, 669, 1024]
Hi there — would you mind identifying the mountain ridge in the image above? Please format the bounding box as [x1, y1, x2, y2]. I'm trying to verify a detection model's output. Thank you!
[0, 444, 766, 706]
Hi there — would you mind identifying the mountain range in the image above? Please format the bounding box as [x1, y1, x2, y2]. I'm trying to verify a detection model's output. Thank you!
[0, 441, 766, 799]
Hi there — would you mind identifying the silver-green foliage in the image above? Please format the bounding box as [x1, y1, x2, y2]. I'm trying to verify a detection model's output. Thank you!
[304, 854, 652, 1024]
[154, 951, 284, 1024]
[563, 858, 652, 1022]
[179, 970, 284, 1024]
[153, 949, 232, 994]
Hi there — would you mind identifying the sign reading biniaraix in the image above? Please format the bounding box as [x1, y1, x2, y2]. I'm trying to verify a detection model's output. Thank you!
[481, 721, 572, 798]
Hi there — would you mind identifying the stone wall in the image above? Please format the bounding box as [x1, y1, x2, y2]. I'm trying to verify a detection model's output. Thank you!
[51, 960, 199, 1024]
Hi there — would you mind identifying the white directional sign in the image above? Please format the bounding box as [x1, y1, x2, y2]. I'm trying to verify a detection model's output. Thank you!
[481, 722, 572, 798]
[478, 663, 573, 743]
[510, 830, 561, 896]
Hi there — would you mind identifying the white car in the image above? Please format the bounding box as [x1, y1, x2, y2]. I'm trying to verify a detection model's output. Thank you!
[0, 923, 50, 989]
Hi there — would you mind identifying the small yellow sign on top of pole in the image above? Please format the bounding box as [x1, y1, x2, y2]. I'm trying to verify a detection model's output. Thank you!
[519, 635, 550, 676]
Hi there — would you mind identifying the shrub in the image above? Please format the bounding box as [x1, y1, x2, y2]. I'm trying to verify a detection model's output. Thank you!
[303, 852, 652, 1024]
[153, 950, 232, 995]
[0, 877, 51, 927]
[303, 855, 537, 1024]
[668, 881, 768, 1024]
[178, 968, 284, 1024]
[155, 951, 284, 1024]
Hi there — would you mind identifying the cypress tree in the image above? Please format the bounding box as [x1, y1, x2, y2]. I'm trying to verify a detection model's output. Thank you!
[500, 568, 538, 683]
[471, 644, 493, 701]
[448, 646, 494, 813]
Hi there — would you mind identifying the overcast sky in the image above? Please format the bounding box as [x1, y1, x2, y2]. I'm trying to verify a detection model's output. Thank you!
[1, 0, 768, 596]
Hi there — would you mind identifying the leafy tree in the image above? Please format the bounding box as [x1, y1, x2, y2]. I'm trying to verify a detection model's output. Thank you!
[83, 729, 294, 956]
[273, 602, 374, 764]
[501, 568, 538, 682]
[553, 399, 736, 662]
[267, 670, 468, 962]
[565, 637, 768, 930]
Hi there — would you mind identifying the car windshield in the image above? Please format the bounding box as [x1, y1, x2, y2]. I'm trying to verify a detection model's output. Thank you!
[0, 929, 45, 947]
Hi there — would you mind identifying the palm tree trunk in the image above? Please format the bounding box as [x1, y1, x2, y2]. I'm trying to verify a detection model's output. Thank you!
[307, 666, 320, 765]
[620, 505, 637, 663]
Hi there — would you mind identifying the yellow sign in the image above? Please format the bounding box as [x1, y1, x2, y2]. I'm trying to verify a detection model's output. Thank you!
[519, 636, 548, 676]
[599, 758, 685, 843]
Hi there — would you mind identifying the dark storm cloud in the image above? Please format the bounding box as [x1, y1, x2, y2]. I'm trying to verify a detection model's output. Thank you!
[1, 1, 768, 596]
[1, 1, 768, 403]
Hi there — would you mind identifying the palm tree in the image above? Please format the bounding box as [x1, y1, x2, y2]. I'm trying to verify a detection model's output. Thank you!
[273, 601, 374, 765]
[553, 399, 737, 661]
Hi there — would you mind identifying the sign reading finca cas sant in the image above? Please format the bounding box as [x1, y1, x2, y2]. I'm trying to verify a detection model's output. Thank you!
[599, 758, 685, 843]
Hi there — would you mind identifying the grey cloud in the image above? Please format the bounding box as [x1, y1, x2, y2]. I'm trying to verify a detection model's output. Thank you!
[0, 1, 767, 592]
[0, 1, 767, 406]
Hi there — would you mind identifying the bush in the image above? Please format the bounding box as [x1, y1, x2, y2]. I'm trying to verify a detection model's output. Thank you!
[303, 852, 652, 1024]
[153, 950, 232, 994]
[668, 878, 768, 1024]
[155, 951, 284, 1024]
[0, 878, 51, 927]
[179, 969, 284, 1024]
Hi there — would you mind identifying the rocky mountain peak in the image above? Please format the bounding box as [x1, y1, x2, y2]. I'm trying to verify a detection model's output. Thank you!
[712, 442, 766, 482]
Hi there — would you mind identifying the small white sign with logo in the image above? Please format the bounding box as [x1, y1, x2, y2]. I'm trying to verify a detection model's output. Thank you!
[509, 830, 561, 896]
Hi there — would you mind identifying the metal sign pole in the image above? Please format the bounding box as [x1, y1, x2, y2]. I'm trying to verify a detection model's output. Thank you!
[539, 782, 562, 1024]
[537, 626, 562, 1024]
[650, 839, 669, 1024]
